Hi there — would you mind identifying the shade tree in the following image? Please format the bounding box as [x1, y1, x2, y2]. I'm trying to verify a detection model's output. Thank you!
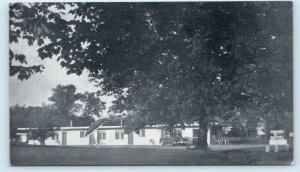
[9, 2, 293, 149]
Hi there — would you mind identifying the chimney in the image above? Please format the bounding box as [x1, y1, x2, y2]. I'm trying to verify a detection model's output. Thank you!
[70, 120, 73, 127]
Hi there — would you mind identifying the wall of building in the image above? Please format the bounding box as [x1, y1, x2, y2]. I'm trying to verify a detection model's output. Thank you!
[98, 129, 128, 145]
[42, 130, 89, 146]
[18, 125, 212, 146]
[65, 130, 90, 146]
[133, 128, 162, 145]
[44, 133, 60, 145]
[181, 128, 194, 144]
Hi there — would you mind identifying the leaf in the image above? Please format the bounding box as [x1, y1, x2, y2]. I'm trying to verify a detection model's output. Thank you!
[38, 38, 44, 46]
[15, 54, 27, 64]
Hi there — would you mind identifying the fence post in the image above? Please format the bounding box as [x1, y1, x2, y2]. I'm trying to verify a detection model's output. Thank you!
[274, 145, 279, 153]
[265, 145, 270, 153]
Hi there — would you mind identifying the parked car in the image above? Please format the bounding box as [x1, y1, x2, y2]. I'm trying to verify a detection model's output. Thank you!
[160, 137, 175, 146]
[172, 136, 190, 146]
[160, 136, 190, 146]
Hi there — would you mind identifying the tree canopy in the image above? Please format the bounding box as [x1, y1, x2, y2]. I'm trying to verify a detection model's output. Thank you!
[9, 2, 293, 149]
[48, 84, 106, 117]
[48, 84, 82, 116]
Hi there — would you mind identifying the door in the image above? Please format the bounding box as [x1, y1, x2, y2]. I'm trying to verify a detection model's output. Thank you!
[62, 132, 67, 145]
[128, 132, 134, 145]
[192, 129, 199, 145]
[89, 134, 95, 145]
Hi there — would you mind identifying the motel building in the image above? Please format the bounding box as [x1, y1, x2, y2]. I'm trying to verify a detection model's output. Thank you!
[16, 124, 213, 146]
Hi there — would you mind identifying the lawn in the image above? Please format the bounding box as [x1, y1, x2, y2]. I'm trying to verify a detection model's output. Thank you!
[10, 145, 293, 166]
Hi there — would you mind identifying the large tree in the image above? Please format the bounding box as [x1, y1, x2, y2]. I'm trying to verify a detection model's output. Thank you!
[10, 105, 30, 139]
[26, 105, 57, 146]
[10, 105, 60, 145]
[9, 2, 293, 149]
[48, 84, 82, 116]
[48, 84, 106, 117]
[81, 92, 106, 117]
[9, 3, 69, 80]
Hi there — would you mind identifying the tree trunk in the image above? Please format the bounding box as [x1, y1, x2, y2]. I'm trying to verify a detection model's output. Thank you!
[244, 127, 249, 138]
[195, 121, 208, 150]
[40, 138, 45, 146]
[265, 117, 270, 143]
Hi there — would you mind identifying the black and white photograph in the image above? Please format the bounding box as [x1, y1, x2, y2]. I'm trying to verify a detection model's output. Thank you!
[9, 1, 293, 166]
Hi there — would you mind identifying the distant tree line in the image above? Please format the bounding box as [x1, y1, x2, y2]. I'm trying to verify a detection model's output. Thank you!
[10, 84, 105, 145]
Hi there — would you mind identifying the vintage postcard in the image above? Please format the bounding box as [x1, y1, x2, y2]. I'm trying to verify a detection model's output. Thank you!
[9, 1, 293, 165]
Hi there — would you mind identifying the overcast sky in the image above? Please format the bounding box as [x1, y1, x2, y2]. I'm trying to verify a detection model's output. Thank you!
[9, 38, 114, 108]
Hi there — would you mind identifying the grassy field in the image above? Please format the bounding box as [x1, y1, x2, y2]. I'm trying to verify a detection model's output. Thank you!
[10, 145, 293, 166]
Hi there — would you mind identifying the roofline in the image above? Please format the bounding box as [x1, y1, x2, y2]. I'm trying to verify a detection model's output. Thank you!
[17, 126, 124, 131]
[17, 122, 233, 131]
[17, 124, 204, 131]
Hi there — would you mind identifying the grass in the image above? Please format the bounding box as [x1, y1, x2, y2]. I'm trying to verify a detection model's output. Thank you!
[10, 145, 293, 166]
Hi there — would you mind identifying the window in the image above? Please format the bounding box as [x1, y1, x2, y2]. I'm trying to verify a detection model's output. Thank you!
[80, 131, 85, 138]
[98, 132, 101, 140]
[115, 132, 120, 140]
[98, 131, 106, 140]
[115, 130, 124, 140]
[52, 133, 55, 140]
[139, 129, 145, 137]
[193, 129, 199, 138]
[121, 132, 124, 139]
[55, 133, 59, 143]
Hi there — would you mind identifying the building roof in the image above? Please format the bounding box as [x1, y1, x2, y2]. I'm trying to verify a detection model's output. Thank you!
[17, 123, 204, 131]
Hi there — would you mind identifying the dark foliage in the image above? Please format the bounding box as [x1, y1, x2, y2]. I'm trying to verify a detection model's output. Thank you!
[9, 2, 293, 149]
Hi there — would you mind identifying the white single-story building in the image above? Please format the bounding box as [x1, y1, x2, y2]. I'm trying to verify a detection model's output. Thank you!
[16, 124, 212, 146]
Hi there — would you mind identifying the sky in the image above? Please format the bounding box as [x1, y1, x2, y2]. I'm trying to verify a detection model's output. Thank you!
[9, 38, 115, 110]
